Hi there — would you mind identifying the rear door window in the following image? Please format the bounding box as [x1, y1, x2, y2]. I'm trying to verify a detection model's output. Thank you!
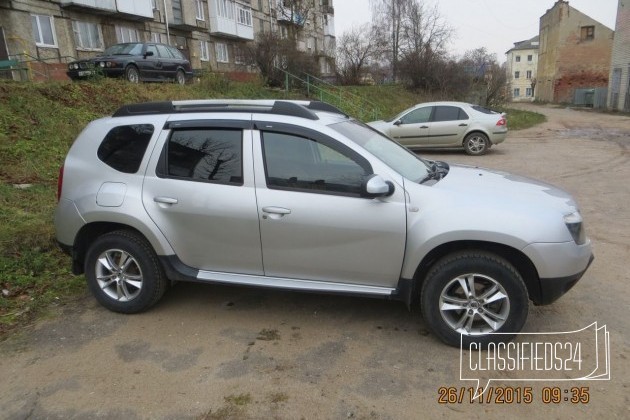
[160, 128, 243, 185]
[432, 106, 468, 122]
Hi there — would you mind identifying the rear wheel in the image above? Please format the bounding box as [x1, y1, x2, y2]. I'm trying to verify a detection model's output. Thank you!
[85, 230, 167, 313]
[463, 132, 490, 155]
[420, 251, 529, 347]
[175, 69, 186, 85]
[125, 65, 140, 84]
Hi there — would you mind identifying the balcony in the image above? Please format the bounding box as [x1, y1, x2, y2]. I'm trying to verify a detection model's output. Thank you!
[60, 0, 153, 21]
[208, 1, 254, 40]
[323, 14, 335, 37]
[276, 0, 306, 25]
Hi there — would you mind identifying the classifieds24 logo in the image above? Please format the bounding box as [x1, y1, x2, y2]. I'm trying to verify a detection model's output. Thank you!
[460, 322, 611, 398]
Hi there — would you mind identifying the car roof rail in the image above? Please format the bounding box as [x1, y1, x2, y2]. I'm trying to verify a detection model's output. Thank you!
[112, 100, 347, 120]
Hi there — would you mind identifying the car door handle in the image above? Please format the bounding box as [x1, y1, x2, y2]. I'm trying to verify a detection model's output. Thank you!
[459, 123, 468, 127]
[154, 196, 178, 204]
[420, 126, 429, 129]
[262, 206, 291, 215]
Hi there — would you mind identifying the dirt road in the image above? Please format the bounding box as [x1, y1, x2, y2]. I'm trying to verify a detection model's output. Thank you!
[1, 104, 629, 419]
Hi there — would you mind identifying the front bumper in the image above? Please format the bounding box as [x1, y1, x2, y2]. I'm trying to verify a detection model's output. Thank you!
[522, 240, 594, 305]
[67, 68, 125, 80]
[536, 254, 594, 305]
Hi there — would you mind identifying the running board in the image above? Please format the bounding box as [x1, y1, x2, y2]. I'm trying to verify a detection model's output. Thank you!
[196, 270, 396, 296]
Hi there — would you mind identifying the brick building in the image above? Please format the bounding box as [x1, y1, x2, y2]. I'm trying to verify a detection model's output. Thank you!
[506, 36, 539, 102]
[0, 0, 336, 81]
[608, 0, 630, 111]
[536, 0, 614, 103]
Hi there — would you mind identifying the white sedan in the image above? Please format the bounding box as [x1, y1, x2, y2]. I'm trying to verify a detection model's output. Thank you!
[368, 101, 507, 155]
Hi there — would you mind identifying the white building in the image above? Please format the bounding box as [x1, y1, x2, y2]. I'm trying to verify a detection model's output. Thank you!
[506, 36, 539, 102]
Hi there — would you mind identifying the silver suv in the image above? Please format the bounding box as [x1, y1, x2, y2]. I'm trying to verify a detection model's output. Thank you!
[55, 100, 593, 347]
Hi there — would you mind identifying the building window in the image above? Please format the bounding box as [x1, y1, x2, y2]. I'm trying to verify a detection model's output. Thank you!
[527, 54, 533, 62]
[196, 0, 205, 20]
[280, 26, 288, 39]
[234, 46, 247, 64]
[237, 6, 253, 26]
[216, 42, 229, 63]
[580, 26, 595, 41]
[515, 55, 521, 62]
[72, 21, 103, 50]
[31, 14, 57, 47]
[514, 88, 520, 97]
[200, 40, 209, 61]
[526, 70, 532, 79]
[218, 0, 235, 19]
[514, 71, 520, 79]
[526, 88, 533, 97]
[116, 26, 139, 43]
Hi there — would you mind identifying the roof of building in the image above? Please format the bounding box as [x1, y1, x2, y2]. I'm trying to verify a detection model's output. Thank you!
[506, 36, 540, 54]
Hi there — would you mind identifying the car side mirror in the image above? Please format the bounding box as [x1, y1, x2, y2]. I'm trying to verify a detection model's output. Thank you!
[144, 51, 154, 58]
[393, 120, 402, 126]
[362, 174, 395, 198]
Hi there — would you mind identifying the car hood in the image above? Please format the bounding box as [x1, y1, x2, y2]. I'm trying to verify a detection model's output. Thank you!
[402, 164, 580, 245]
[71, 55, 130, 64]
[434, 164, 577, 212]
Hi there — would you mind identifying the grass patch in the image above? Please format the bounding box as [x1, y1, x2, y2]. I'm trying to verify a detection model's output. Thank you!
[0, 77, 546, 337]
[505, 108, 547, 130]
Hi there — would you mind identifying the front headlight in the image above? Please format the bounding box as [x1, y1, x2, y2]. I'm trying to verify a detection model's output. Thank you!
[99, 61, 105, 68]
[564, 212, 586, 244]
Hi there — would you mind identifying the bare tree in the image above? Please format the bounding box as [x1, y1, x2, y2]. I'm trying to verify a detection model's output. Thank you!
[370, 0, 411, 81]
[460, 47, 507, 106]
[336, 24, 387, 85]
[396, 1, 451, 90]
[244, 30, 319, 87]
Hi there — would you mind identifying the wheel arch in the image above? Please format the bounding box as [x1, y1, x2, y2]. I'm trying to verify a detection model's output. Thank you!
[72, 222, 152, 275]
[410, 240, 541, 306]
[462, 129, 492, 145]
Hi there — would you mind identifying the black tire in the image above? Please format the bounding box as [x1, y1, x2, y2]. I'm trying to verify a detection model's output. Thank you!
[463, 132, 490, 155]
[84, 230, 167, 314]
[125, 65, 140, 84]
[175, 69, 186, 85]
[420, 251, 529, 348]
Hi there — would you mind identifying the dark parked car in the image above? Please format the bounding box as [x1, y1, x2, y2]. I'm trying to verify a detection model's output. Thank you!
[67, 42, 193, 84]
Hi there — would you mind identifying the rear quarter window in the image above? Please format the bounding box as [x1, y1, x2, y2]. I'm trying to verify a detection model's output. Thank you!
[97, 124, 154, 173]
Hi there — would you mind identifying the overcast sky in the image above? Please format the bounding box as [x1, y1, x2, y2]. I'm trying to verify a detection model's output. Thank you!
[334, 0, 619, 61]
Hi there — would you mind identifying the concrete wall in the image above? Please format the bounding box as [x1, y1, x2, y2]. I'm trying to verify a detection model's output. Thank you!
[608, 0, 630, 111]
[537, 0, 614, 103]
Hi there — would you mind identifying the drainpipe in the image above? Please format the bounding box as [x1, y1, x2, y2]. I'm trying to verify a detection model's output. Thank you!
[163, 0, 171, 45]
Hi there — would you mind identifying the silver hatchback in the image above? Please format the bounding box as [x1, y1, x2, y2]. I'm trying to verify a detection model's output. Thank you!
[55, 100, 592, 347]
[368, 101, 508, 155]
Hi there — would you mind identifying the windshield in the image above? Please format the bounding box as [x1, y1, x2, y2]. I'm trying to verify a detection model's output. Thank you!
[329, 120, 431, 183]
[103, 43, 144, 56]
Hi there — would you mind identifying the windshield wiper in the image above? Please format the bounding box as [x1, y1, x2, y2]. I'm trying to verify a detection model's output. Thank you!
[419, 160, 449, 184]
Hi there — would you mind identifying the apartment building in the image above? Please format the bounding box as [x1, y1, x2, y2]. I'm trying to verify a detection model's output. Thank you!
[608, 0, 630, 111]
[0, 0, 336, 80]
[506, 36, 539, 102]
[536, 0, 614, 103]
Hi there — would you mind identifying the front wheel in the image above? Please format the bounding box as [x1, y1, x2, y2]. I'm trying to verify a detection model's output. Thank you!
[420, 251, 529, 347]
[85, 230, 167, 313]
[463, 132, 490, 155]
[125, 65, 140, 84]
